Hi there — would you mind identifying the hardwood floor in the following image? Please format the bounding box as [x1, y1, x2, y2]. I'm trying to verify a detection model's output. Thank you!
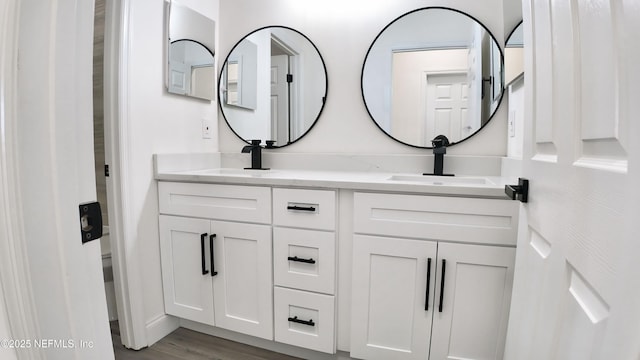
[111, 322, 301, 360]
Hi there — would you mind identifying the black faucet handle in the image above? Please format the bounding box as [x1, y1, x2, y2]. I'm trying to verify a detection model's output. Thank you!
[265, 140, 276, 148]
[250, 139, 262, 146]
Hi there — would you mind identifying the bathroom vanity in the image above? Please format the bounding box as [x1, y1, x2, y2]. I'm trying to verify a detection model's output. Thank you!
[154, 153, 519, 360]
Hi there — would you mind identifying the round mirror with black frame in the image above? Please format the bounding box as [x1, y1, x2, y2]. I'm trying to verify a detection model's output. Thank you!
[219, 26, 328, 148]
[361, 7, 505, 148]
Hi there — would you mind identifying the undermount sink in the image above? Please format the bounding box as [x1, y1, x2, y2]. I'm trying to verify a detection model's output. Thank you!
[191, 168, 274, 177]
[386, 174, 495, 186]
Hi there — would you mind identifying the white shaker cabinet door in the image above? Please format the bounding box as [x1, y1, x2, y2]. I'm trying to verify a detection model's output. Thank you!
[159, 215, 215, 326]
[430, 242, 516, 360]
[210, 220, 273, 340]
[350, 235, 437, 360]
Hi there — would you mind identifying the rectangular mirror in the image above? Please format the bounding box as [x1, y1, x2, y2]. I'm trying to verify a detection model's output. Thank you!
[166, 0, 216, 101]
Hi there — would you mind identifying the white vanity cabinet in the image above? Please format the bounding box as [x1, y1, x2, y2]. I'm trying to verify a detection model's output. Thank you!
[158, 182, 273, 340]
[350, 192, 518, 360]
[272, 188, 337, 354]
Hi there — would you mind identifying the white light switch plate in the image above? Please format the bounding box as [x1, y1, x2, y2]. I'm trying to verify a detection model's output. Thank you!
[508, 110, 516, 138]
[202, 118, 212, 139]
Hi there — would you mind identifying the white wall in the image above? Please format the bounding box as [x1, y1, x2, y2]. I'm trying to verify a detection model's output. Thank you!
[119, 0, 219, 337]
[218, 0, 520, 155]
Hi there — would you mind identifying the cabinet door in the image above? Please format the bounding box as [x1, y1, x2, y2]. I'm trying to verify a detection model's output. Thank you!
[159, 215, 215, 325]
[211, 220, 273, 340]
[350, 235, 437, 360]
[430, 243, 515, 360]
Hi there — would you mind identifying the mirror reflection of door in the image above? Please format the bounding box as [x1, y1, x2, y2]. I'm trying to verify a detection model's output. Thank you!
[271, 54, 289, 143]
[425, 73, 469, 141]
[391, 49, 473, 146]
[270, 35, 297, 146]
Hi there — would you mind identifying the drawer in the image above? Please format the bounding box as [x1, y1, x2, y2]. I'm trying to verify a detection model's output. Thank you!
[273, 227, 335, 294]
[274, 287, 335, 354]
[273, 188, 336, 230]
[158, 182, 271, 224]
[353, 192, 519, 246]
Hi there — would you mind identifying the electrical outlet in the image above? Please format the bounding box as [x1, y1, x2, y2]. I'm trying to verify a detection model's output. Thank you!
[202, 118, 212, 139]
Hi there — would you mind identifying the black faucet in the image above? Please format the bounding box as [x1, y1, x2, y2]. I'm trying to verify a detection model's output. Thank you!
[241, 140, 269, 170]
[424, 135, 454, 176]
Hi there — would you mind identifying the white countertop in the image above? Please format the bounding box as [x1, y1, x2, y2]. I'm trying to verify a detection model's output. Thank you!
[153, 152, 520, 198]
[155, 167, 513, 198]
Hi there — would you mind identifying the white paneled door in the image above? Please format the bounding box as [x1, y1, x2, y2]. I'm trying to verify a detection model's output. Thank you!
[3, 0, 114, 358]
[504, 1, 640, 359]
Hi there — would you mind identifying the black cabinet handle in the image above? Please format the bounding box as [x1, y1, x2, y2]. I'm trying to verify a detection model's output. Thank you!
[439, 259, 446, 312]
[287, 205, 316, 212]
[200, 233, 209, 275]
[425, 258, 432, 311]
[209, 234, 218, 276]
[287, 256, 316, 264]
[288, 316, 315, 327]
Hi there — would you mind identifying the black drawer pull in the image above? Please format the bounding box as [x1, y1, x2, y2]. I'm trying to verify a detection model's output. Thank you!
[287, 205, 316, 212]
[200, 233, 209, 276]
[288, 316, 315, 327]
[287, 256, 316, 264]
[209, 234, 218, 276]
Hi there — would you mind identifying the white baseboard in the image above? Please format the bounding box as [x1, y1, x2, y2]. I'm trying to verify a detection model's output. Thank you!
[145, 314, 179, 346]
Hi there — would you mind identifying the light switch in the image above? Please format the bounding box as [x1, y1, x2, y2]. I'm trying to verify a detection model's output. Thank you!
[508, 110, 516, 138]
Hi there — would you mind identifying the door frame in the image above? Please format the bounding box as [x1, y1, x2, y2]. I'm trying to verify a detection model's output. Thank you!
[103, 0, 149, 349]
[270, 33, 301, 144]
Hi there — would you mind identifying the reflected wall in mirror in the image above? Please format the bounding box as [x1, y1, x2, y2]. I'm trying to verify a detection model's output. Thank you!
[169, 40, 215, 100]
[505, 21, 524, 85]
[219, 26, 328, 148]
[225, 38, 258, 109]
[362, 7, 504, 148]
[166, 0, 216, 101]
